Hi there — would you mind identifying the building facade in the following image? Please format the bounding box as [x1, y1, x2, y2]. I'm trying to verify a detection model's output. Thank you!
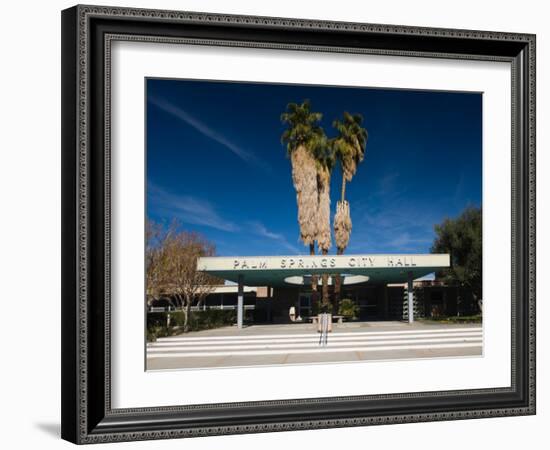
[149, 254, 482, 325]
[192, 253, 481, 327]
[191, 281, 479, 324]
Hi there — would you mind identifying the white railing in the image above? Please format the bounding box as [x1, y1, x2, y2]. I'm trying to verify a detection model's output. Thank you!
[148, 305, 255, 313]
[149, 306, 177, 312]
[205, 305, 255, 311]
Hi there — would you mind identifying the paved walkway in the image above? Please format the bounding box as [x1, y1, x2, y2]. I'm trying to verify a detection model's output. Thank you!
[146, 321, 482, 370]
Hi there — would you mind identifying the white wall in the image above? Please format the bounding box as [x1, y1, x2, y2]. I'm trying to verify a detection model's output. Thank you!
[0, 0, 546, 448]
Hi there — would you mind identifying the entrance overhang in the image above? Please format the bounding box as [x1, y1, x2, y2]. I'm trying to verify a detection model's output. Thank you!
[197, 254, 450, 287]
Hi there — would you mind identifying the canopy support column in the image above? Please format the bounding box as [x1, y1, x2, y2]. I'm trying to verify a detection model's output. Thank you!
[237, 274, 244, 329]
[407, 271, 414, 324]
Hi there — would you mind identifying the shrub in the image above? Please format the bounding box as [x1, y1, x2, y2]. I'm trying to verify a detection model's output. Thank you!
[338, 298, 360, 319]
[188, 309, 238, 331]
[167, 311, 187, 327]
[146, 308, 242, 337]
[147, 327, 158, 342]
[146, 325, 171, 342]
[147, 312, 168, 328]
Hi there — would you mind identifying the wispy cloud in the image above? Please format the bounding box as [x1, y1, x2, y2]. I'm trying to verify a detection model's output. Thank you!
[148, 95, 272, 174]
[348, 200, 439, 253]
[378, 172, 400, 193]
[387, 232, 432, 249]
[148, 182, 239, 232]
[248, 221, 300, 254]
[346, 172, 439, 253]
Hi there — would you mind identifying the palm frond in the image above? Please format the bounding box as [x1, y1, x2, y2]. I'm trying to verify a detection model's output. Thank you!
[332, 111, 369, 182]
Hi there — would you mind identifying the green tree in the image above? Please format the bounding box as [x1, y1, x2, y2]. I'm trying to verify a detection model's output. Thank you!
[431, 206, 482, 312]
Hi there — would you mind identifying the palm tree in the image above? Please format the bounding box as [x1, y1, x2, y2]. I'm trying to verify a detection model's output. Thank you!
[332, 112, 368, 205]
[332, 112, 368, 303]
[314, 139, 335, 310]
[281, 100, 326, 301]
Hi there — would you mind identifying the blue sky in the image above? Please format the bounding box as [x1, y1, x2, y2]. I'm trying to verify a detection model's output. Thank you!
[146, 78, 482, 256]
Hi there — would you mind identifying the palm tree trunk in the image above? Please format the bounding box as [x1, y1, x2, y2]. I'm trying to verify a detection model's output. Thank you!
[310, 242, 319, 311]
[341, 176, 346, 203]
[321, 249, 330, 308]
[334, 247, 344, 306]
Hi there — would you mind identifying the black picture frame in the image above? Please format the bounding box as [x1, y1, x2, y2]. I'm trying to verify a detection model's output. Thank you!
[61, 4, 536, 444]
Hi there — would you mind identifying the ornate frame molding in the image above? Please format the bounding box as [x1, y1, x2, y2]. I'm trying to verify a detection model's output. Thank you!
[61, 4, 536, 444]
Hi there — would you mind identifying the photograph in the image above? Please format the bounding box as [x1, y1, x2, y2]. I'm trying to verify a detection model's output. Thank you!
[144, 78, 483, 370]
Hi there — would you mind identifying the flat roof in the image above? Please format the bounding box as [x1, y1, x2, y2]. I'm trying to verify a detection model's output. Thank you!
[211, 285, 257, 294]
[198, 254, 450, 287]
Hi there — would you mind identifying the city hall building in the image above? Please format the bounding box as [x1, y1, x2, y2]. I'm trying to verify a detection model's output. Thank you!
[193, 254, 479, 328]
